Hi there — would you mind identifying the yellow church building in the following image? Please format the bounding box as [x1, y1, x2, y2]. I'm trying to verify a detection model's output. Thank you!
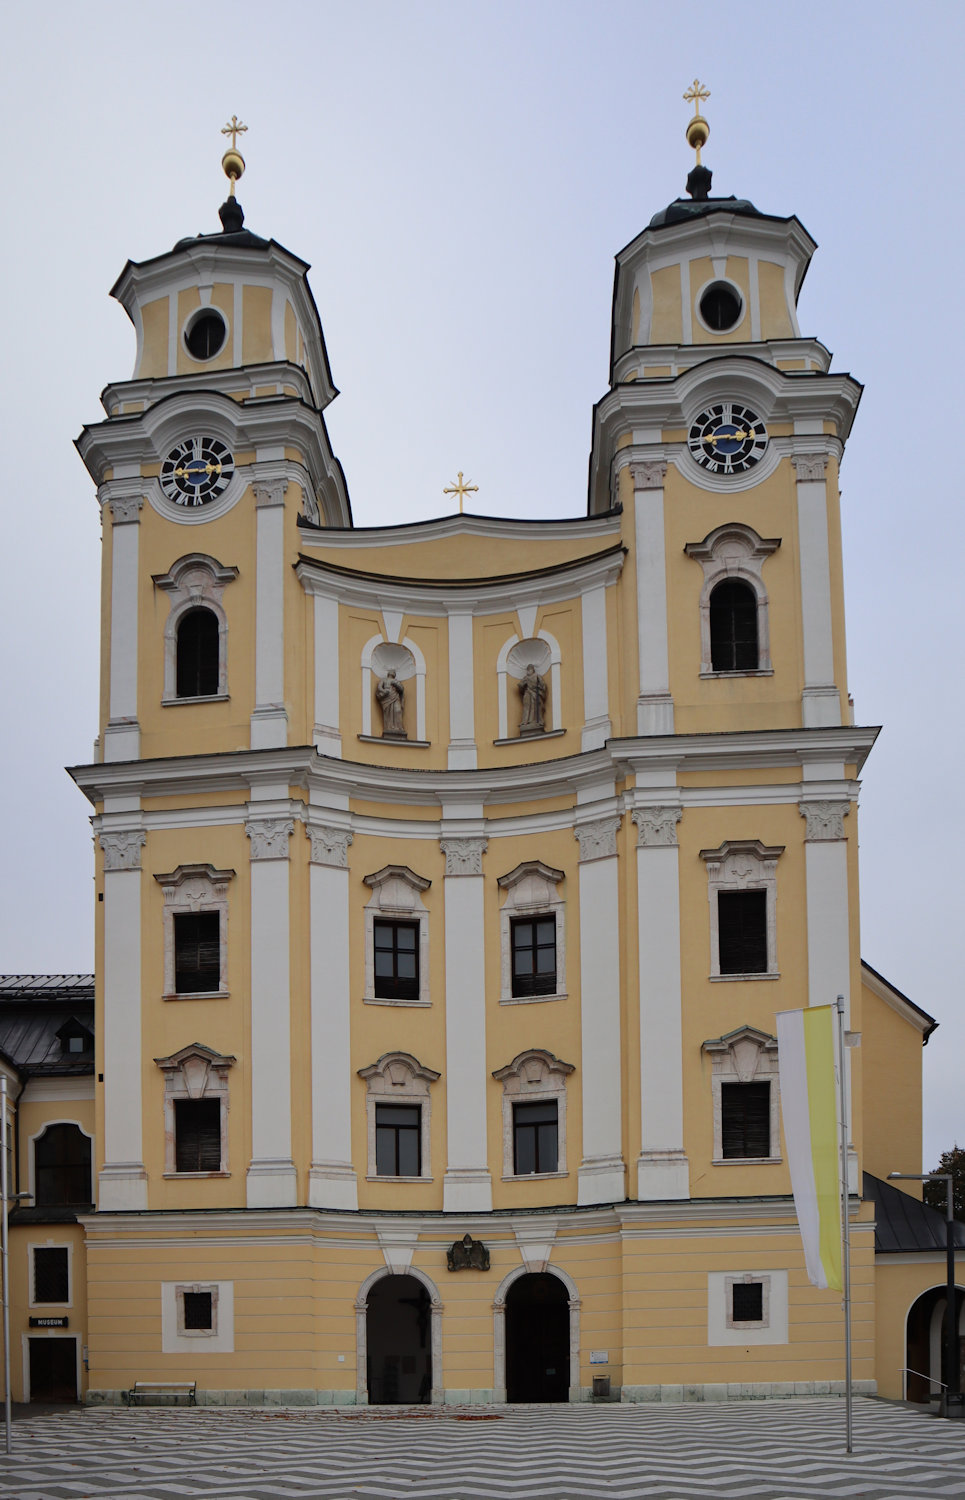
[7, 103, 962, 1408]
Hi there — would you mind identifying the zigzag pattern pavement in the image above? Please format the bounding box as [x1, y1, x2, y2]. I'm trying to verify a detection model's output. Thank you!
[2, 1397, 964, 1500]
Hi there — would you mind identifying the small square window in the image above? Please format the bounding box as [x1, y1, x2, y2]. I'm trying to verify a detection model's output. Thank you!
[33, 1247, 69, 1304]
[375, 1103, 421, 1176]
[511, 918, 557, 998]
[717, 890, 767, 974]
[513, 1100, 558, 1175]
[173, 911, 221, 993]
[731, 1281, 764, 1323]
[373, 920, 420, 1000]
[182, 1291, 213, 1330]
[174, 1098, 222, 1173]
[721, 1081, 771, 1159]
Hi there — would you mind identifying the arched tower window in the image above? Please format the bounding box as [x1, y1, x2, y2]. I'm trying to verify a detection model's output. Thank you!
[710, 579, 759, 672]
[34, 1124, 92, 1207]
[176, 608, 219, 698]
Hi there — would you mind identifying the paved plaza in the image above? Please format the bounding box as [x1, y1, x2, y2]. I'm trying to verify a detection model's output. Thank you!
[2, 1398, 964, 1500]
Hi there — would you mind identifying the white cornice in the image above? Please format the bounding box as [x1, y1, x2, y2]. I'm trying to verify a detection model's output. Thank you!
[612, 337, 833, 383]
[100, 361, 315, 418]
[295, 546, 625, 615]
[298, 510, 623, 549]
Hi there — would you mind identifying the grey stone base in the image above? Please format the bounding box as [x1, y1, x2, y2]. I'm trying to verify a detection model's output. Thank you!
[620, 1380, 877, 1403]
[85, 1389, 359, 1408]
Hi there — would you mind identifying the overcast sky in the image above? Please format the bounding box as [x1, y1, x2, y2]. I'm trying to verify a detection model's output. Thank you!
[1, 1, 960, 1166]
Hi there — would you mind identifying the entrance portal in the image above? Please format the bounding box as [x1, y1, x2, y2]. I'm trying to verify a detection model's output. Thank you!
[506, 1272, 569, 1402]
[906, 1285, 965, 1402]
[366, 1274, 431, 1404]
[28, 1338, 77, 1402]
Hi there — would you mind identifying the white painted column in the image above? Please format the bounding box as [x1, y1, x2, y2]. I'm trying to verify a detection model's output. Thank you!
[633, 804, 689, 1200]
[311, 589, 341, 757]
[306, 821, 357, 1209]
[793, 454, 841, 728]
[250, 476, 289, 749]
[98, 827, 148, 1209]
[447, 612, 477, 770]
[799, 797, 857, 1190]
[630, 461, 674, 735]
[245, 812, 297, 1206]
[104, 491, 143, 762]
[574, 815, 626, 1204]
[439, 832, 492, 1212]
[581, 585, 612, 751]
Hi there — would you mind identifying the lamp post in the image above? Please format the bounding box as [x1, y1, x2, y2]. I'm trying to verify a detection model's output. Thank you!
[888, 1171, 962, 1418]
[0, 1075, 33, 1453]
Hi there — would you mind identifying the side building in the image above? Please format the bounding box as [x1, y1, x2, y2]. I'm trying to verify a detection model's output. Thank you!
[47, 137, 962, 1406]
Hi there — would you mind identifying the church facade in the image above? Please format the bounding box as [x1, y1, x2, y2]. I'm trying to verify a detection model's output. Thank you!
[12, 120, 960, 1407]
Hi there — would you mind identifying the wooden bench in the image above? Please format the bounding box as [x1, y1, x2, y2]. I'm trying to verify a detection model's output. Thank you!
[126, 1380, 197, 1407]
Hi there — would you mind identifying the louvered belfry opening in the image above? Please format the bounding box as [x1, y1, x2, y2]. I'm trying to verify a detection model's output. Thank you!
[173, 911, 221, 993]
[710, 579, 758, 671]
[721, 1081, 771, 1159]
[717, 889, 767, 974]
[174, 1098, 221, 1173]
[176, 607, 219, 697]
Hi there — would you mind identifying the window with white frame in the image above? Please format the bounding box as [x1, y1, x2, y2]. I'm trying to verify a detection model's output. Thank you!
[497, 861, 566, 1004]
[30, 1243, 71, 1305]
[161, 1280, 234, 1353]
[154, 864, 233, 1000]
[699, 840, 783, 980]
[155, 1043, 234, 1177]
[362, 866, 431, 1006]
[684, 523, 779, 677]
[702, 1026, 781, 1162]
[707, 1269, 788, 1346]
[153, 553, 238, 703]
[493, 1049, 574, 1179]
[358, 1052, 439, 1180]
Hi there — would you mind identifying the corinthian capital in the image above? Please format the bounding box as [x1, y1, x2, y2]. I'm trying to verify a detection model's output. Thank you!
[799, 800, 849, 841]
[632, 805, 682, 848]
[306, 823, 353, 868]
[245, 817, 294, 860]
[629, 461, 668, 491]
[100, 830, 146, 871]
[791, 454, 828, 483]
[574, 816, 621, 862]
[440, 837, 487, 876]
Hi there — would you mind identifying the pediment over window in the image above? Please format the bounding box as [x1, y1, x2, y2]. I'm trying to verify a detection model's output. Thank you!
[154, 864, 235, 905]
[363, 865, 431, 906]
[492, 1048, 575, 1090]
[497, 861, 564, 907]
[358, 1051, 440, 1092]
[155, 1042, 236, 1098]
[702, 1026, 777, 1082]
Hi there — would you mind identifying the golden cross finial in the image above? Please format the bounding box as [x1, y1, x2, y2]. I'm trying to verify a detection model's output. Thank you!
[443, 471, 479, 514]
[683, 79, 711, 165]
[221, 115, 248, 152]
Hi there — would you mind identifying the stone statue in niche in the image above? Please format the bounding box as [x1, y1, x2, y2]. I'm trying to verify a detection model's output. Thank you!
[376, 668, 407, 738]
[518, 663, 547, 736]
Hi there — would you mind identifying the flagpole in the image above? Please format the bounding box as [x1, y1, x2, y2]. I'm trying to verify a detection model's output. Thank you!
[836, 995, 853, 1454]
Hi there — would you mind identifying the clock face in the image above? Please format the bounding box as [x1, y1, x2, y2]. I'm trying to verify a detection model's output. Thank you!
[159, 436, 234, 506]
[688, 403, 768, 475]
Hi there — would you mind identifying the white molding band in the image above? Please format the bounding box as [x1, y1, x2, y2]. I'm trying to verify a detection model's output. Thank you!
[575, 832, 626, 1205]
[308, 823, 358, 1209]
[633, 807, 688, 1200]
[793, 455, 840, 728]
[245, 816, 296, 1206]
[440, 834, 491, 1211]
[99, 831, 147, 1209]
[251, 479, 289, 749]
[104, 493, 143, 761]
[630, 463, 674, 736]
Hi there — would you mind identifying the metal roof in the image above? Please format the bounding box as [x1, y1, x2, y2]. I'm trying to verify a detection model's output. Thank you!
[0, 976, 94, 1075]
[864, 1173, 965, 1253]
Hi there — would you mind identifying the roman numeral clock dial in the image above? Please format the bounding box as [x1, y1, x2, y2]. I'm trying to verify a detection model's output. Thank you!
[687, 403, 768, 475]
[160, 436, 235, 506]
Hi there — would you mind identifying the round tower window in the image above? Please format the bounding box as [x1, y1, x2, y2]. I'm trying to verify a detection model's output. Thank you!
[184, 309, 228, 361]
[698, 282, 743, 333]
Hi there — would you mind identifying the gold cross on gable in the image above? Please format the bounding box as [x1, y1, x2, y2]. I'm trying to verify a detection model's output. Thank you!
[683, 79, 710, 116]
[221, 115, 248, 152]
[443, 471, 479, 514]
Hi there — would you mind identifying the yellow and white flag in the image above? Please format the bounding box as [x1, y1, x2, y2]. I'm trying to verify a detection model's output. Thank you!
[776, 1005, 842, 1291]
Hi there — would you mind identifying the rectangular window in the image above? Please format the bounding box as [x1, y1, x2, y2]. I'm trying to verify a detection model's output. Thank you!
[731, 1281, 764, 1323]
[375, 1103, 421, 1176]
[510, 917, 557, 998]
[174, 1098, 222, 1173]
[721, 1080, 771, 1159]
[182, 1291, 213, 1330]
[373, 920, 419, 1000]
[513, 1100, 558, 1175]
[33, 1247, 69, 1304]
[717, 889, 767, 974]
[173, 911, 221, 993]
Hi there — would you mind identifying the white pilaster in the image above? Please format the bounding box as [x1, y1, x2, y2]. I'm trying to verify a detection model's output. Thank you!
[98, 827, 148, 1209]
[631, 462, 674, 735]
[633, 805, 689, 1200]
[447, 612, 477, 769]
[574, 815, 626, 1204]
[793, 455, 841, 727]
[581, 584, 612, 751]
[307, 821, 358, 1209]
[104, 492, 143, 762]
[251, 477, 289, 749]
[439, 831, 492, 1212]
[311, 591, 341, 756]
[245, 812, 297, 1206]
